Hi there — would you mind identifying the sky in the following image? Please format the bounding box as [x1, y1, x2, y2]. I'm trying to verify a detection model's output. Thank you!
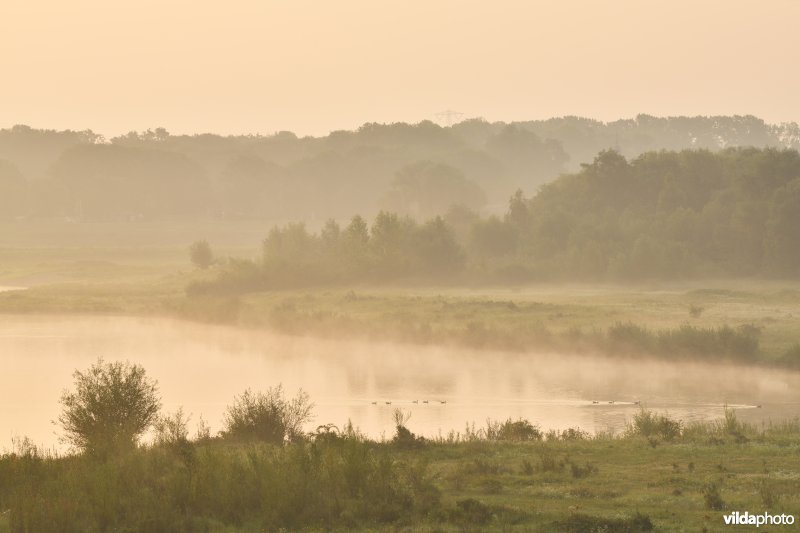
[2, 0, 799, 137]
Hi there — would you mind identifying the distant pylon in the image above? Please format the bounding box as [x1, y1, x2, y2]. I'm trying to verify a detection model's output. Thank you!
[435, 109, 464, 127]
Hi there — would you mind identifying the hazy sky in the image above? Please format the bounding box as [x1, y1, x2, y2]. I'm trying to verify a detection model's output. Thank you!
[3, 0, 799, 136]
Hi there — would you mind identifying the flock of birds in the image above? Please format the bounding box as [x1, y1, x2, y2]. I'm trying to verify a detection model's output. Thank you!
[591, 400, 641, 405]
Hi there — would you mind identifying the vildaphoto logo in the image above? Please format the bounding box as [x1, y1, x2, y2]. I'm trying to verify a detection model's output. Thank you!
[723, 511, 795, 527]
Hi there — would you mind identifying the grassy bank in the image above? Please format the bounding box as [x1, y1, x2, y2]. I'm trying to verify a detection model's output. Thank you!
[1, 411, 798, 532]
[201, 284, 800, 366]
[2, 274, 800, 366]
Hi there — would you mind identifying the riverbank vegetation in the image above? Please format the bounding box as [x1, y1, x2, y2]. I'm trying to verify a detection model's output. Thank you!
[0, 362, 798, 532]
[2, 279, 800, 368]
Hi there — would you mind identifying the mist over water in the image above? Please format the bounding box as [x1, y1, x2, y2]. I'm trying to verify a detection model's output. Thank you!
[1, 315, 797, 450]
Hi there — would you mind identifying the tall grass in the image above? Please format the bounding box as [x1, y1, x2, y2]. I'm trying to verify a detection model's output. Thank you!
[2, 402, 798, 531]
[0, 435, 439, 532]
[607, 322, 761, 361]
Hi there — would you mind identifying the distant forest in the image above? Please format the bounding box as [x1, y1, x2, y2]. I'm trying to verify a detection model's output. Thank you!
[186, 146, 800, 289]
[1, 115, 800, 223]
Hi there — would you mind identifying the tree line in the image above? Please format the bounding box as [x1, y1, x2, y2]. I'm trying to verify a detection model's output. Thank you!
[2, 115, 800, 222]
[188, 146, 800, 289]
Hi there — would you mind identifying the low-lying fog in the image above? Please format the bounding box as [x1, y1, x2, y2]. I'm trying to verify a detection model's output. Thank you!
[1, 315, 798, 450]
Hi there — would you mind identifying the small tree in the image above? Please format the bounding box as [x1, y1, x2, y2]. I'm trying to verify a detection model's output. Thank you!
[58, 359, 161, 456]
[189, 239, 214, 269]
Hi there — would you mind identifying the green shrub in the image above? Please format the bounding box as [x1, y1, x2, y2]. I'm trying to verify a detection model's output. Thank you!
[558, 512, 654, 532]
[627, 409, 682, 441]
[222, 386, 313, 444]
[703, 483, 725, 510]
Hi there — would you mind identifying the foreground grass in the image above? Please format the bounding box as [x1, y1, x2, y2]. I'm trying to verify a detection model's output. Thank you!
[1, 414, 798, 532]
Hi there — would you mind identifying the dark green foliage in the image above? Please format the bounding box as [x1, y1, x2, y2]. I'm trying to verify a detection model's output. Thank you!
[500, 147, 800, 279]
[222, 386, 312, 444]
[703, 483, 725, 510]
[557, 512, 654, 532]
[452, 498, 494, 525]
[490, 418, 543, 442]
[58, 359, 161, 457]
[0, 436, 440, 532]
[188, 211, 468, 293]
[627, 409, 682, 441]
[538, 451, 566, 473]
[607, 322, 760, 361]
[569, 461, 598, 479]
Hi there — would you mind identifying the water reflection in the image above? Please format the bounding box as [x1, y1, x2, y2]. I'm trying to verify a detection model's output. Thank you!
[0, 315, 797, 449]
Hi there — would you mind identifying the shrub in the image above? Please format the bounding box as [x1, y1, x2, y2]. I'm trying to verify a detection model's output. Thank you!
[223, 386, 313, 443]
[608, 322, 655, 352]
[569, 461, 598, 479]
[627, 409, 682, 441]
[495, 419, 543, 441]
[559, 512, 654, 532]
[391, 409, 425, 449]
[720, 406, 749, 441]
[688, 304, 705, 318]
[453, 498, 493, 525]
[189, 239, 214, 269]
[703, 483, 724, 510]
[153, 408, 190, 446]
[58, 359, 161, 456]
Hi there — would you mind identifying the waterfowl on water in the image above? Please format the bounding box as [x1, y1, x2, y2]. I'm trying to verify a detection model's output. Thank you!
[592, 401, 599, 404]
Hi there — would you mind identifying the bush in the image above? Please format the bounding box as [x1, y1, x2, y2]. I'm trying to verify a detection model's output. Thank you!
[189, 239, 214, 269]
[703, 483, 725, 510]
[391, 409, 425, 449]
[58, 359, 161, 456]
[453, 498, 493, 525]
[558, 512, 654, 532]
[223, 386, 313, 443]
[495, 419, 543, 441]
[153, 408, 190, 447]
[627, 409, 682, 441]
[482, 418, 542, 441]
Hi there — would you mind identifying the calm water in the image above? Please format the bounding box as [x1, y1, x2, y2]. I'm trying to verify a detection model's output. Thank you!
[0, 314, 798, 450]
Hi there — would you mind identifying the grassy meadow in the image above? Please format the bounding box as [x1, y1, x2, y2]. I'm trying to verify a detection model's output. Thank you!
[1, 409, 798, 532]
[2, 244, 798, 365]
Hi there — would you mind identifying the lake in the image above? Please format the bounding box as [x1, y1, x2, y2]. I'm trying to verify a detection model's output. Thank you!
[0, 314, 797, 450]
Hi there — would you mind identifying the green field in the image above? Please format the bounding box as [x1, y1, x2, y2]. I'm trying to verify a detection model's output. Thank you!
[1, 246, 800, 365]
[1, 410, 798, 532]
